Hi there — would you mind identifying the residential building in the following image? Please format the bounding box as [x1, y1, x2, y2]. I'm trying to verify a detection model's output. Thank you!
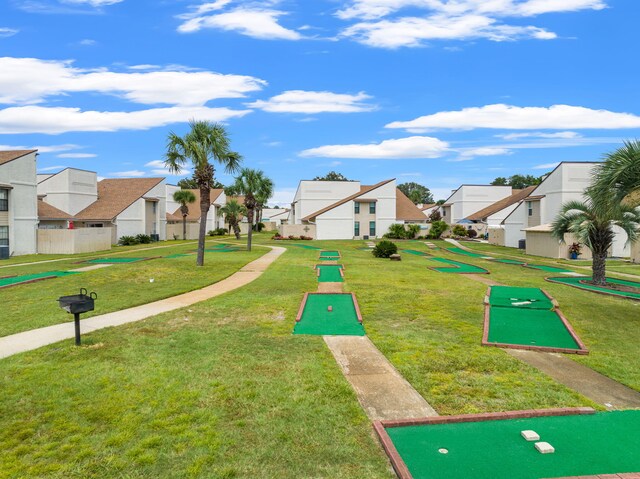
[439, 185, 513, 225]
[285, 179, 425, 240]
[165, 185, 226, 239]
[466, 186, 537, 238]
[0, 150, 38, 258]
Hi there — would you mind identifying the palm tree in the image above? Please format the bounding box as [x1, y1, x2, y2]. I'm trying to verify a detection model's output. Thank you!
[165, 121, 242, 266]
[551, 191, 640, 285]
[219, 199, 246, 239]
[590, 140, 640, 206]
[173, 189, 196, 241]
[230, 168, 274, 251]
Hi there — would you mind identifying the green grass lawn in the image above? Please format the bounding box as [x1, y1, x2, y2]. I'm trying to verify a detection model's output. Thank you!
[0, 240, 262, 337]
[0, 235, 637, 478]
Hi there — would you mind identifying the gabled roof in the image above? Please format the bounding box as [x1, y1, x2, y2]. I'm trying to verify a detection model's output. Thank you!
[396, 188, 428, 221]
[76, 177, 164, 221]
[0, 150, 36, 166]
[302, 179, 395, 222]
[466, 186, 536, 221]
[420, 203, 436, 211]
[38, 200, 73, 220]
[170, 188, 225, 221]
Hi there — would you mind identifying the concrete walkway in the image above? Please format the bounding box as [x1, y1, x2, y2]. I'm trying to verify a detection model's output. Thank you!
[325, 336, 438, 421]
[0, 246, 285, 359]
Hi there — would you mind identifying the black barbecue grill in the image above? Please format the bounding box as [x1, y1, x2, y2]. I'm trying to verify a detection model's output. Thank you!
[57, 288, 98, 345]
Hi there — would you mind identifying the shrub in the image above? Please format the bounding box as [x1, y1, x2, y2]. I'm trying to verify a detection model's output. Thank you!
[256, 222, 265, 232]
[172, 234, 179, 241]
[372, 240, 398, 258]
[429, 210, 442, 222]
[467, 229, 478, 239]
[429, 220, 448, 239]
[118, 235, 139, 246]
[300, 235, 313, 240]
[135, 234, 152, 244]
[406, 224, 421, 239]
[384, 223, 407, 239]
[452, 225, 467, 237]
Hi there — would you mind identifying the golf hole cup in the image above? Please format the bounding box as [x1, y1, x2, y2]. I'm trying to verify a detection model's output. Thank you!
[328, 305, 333, 312]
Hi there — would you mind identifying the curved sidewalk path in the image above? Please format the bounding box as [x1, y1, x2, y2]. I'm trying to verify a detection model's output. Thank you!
[0, 246, 286, 360]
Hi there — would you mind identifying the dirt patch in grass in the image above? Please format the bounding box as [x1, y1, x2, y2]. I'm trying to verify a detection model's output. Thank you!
[581, 280, 640, 294]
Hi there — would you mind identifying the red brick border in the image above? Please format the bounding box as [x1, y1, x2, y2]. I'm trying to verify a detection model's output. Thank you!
[0, 274, 17, 280]
[545, 277, 640, 302]
[295, 292, 363, 323]
[481, 286, 588, 355]
[374, 408, 595, 479]
[314, 263, 346, 278]
[0, 275, 58, 290]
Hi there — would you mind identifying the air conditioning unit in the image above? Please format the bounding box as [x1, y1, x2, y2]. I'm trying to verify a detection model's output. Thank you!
[363, 235, 369, 240]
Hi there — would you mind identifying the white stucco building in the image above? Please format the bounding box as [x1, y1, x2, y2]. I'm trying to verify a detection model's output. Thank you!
[165, 185, 226, 239]
[286, 179, 426, 240]
[440, 185, 514, 225]
[0, 150, 38, 258]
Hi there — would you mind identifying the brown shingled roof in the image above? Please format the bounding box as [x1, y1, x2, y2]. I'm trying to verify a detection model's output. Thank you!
[76, 177, 164, 221]
[396, 189, 428, 221]
[38, 200, 73, 220]
[420, 203, 436, 211]
[0, 150, 37, 166]
[170, 188, 224, 221]
[466, 186, 536, 221]
[302, 179, 395, 222]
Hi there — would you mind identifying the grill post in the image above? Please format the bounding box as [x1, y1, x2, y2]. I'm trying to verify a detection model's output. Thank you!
[74, 313, 81, 345]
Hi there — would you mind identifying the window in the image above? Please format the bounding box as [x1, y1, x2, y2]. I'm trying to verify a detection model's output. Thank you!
[369, 221, 376, 236]
[152, 202, 157, 214]
[369, 202, 376, 214]
[0, 226, 8, 246]
[442, 208, 446, 216]
[527, 201, 533, 217]
[354, 221, 360, 237]
[354, 202, 360, 214]
[0, 189, 7, 212]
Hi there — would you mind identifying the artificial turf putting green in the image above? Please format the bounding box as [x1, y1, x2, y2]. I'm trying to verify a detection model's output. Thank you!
[291, 244, 322, 250]
[491, 258, 526, 265]
[403, 249, 430, 256]
[381, 410, 640, 479]
[0, 271, 78, 289]
[164, 253, 193, 259]
[446, 247, 488, 258]
[293, 293, 365, 336]
[427, 257, 489, 274]
[319, 250, 340, 260]
[523, 264, 572, 273]
[487, 286, 554, 310]
[547, 276, 640, 300]
[316, 264, 344, 283]
[86, 257, 148, 264]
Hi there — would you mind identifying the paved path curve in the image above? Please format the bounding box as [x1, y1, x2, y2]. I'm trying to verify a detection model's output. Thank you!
[0, 246, 286, 360]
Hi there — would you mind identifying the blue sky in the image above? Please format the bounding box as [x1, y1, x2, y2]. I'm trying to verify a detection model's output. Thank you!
[1, 0, 639, 204]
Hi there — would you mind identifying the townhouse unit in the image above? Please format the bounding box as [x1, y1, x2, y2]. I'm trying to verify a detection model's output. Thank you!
[502, 162, 629, 258]
[440, 185, 514, 225]
[285, 179, 426, 240]
[165, 185, 226, 239]
[0, 150, 38, 258]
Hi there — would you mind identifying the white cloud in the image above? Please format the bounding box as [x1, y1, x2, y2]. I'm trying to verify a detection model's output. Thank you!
[110, 170, 146, 177]
[0, 105, 251, 134]
[145, 160, 165, 168]
[0, 57, 266, 106]
[62, 0, 124, 6]
[57, 153, 96, 158]
[248, 90, 375, 114]
[38, 165, 67, 172]
[77, 39, 97, 46]
[453, 147, 512, 161]
[532, 162, 560, 170]
[178, 2, 302, 40]
[386, 104, 640, 131]
[270, 188, 296, 206]
[300, 136, 450, 159]
[337, 0, 606, 47]
[496, 131, 582, 140]
[0, 143, 81, 153]
[0, 28, 19, 38]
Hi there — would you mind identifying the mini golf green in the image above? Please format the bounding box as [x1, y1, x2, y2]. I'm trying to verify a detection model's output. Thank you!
[484, 286, 586, 353]
[379, 410, 640, 479]
[547, 276, 640, 300]
[0, 271, 78, 289]
[403, 249, 430, 256]
[293, 293, 365, 336]
[291, 244, 322, 250]
[523, 264, 572, 273]
[319, 250, 340, 260]
[205, 248, 240, 252]
[491, 258, 526, 265]
[86, 257, 149, 264]
[165, 253, 193, 259]
[316, 264, 344, 283]
[446, 247, 487, 258]
[427, 257, 489, 274]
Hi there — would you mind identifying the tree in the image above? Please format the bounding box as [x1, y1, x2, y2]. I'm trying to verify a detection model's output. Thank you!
[551, 190, 640, 285]
[313, 171, 350, 181]
[219, 199, 246, 239]
[397, 182, 434, 204]
[428, 209, 442, 222]
[173, 189, 196, 241]
[491, 177, 508, 186]
[491, 174, 542, 189]
[165, 121, 242, 266]
[230, 168, 274, 252]
[589, 140, 640, 207]
[177, 176, 224, 190]
[436, 199, 446, 205]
